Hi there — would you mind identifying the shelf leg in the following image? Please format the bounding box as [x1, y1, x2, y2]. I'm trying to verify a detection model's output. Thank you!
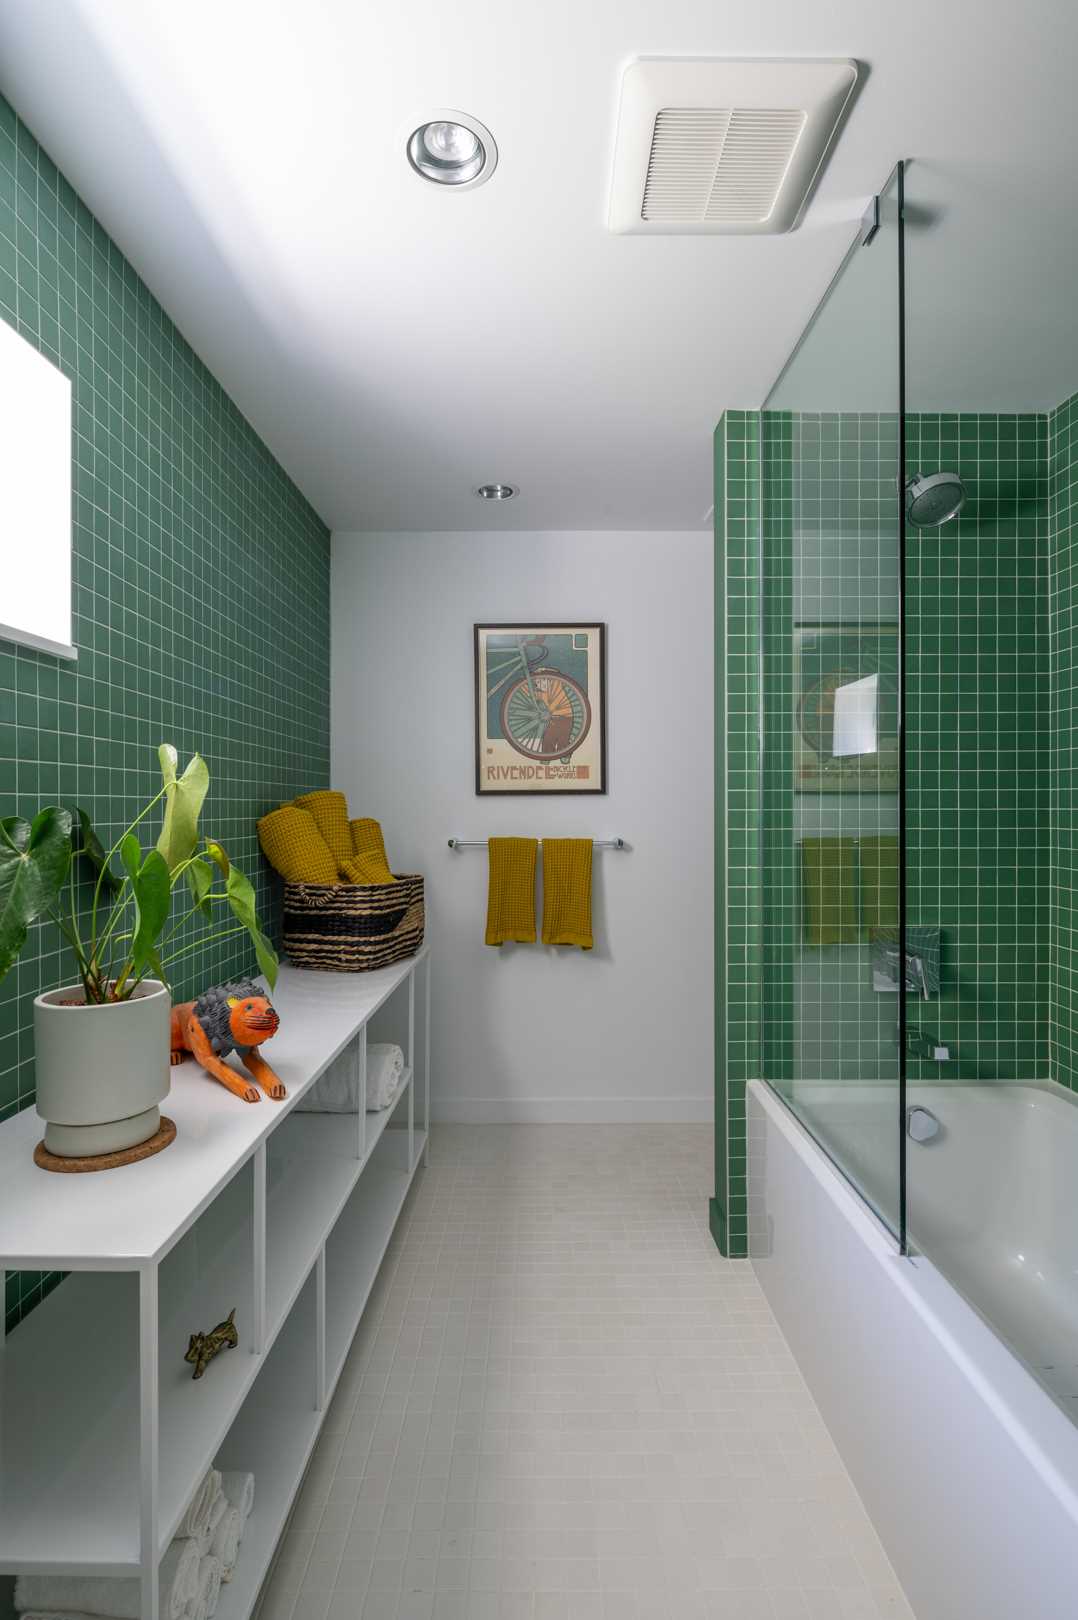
[253, 1144, 267, 1355]
[357, 1031, 367, 1161]
[315, 1247, 327, 1411]
[423, 953, 431, 1165]
[139, 1266, 161, 1620]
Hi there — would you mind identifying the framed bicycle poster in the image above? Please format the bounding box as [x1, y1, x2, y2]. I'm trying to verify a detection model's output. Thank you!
[474, 623, 606, 794]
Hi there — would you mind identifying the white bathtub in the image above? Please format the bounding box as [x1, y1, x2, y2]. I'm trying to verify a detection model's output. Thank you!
[786, 1079, 1078, 1414]
[749, 1077, 1078, 1620]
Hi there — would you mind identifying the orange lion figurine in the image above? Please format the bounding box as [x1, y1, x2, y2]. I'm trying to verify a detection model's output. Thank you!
[170, 981, 286, 1104]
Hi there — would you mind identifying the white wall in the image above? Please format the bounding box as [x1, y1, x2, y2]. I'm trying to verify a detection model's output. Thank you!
[331, 530, 713, 1123]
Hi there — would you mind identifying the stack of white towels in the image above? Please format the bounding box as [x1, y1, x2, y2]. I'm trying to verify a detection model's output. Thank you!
[13, 1468, 255, 1620]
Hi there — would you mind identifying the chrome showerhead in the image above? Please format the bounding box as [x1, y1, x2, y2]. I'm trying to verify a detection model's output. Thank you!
[905, 470, 965, 527]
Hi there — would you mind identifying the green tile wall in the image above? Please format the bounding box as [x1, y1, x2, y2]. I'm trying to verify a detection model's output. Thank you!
[0, 94, 331, 1331]
[1049, 390, 1078, 1088]
[757, 409, 795, 1090]
[714, 407, 1054, 1249]
[906, 414, 1049, 1081]
[711, 411, 760, 1259]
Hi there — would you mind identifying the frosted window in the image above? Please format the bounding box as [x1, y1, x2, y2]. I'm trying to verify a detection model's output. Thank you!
[0, 319, 75, 659]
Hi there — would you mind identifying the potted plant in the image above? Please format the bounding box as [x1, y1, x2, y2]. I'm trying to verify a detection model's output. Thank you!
[0, 745, 277, 1158]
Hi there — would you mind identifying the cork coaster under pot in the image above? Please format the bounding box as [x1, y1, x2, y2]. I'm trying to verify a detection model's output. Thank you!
[34, 1115, 177, 1174]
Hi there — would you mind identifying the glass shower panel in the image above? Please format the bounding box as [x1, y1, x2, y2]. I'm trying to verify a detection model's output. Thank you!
[902, 159, 1078, 1417]
[758, 167, 906, 1239]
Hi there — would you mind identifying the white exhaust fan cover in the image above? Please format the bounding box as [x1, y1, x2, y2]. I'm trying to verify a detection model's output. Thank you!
[608, 57, 858, 235]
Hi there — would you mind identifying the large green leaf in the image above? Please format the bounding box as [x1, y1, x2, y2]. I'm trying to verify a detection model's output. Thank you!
[129, 849, 172, 976]
[119, 832, 142, 882]
[73, 806, 120, 892]
[156, 745, 209, 873]
[0, 808, 74, 982]
[186, 857, 214, 923]
[226, 865, 279, 988]
[251, 926, 279, 989]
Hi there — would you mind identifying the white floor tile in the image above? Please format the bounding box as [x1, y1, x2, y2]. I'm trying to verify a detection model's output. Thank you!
[258, 1126, 915, 1620]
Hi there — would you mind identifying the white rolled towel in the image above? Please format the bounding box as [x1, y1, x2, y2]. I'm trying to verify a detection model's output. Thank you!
[163, 1538, 202, 1616]
[178, 1468, 221, 1540]
[16, 1537, 199, 1620]
[210, 1503, 241, 1580]
[182, 1553, 222, 1620]
[201, 1553, 223, 1619]
[295, 1042, 404, 1113]
[367, 1042, 404, 1110]
[295, 1043, 357, 1112]
[219, 1469, 255, 1528]
[195, 1489, 227, 1556]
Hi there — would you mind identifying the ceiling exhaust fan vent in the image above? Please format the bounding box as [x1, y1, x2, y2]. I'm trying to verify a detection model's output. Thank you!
[610, 58, 858, 235]
[642, 107, 807, 225]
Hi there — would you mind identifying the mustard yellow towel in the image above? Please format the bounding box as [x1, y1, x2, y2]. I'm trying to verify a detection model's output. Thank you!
[341, 853, 397, 886]
[541, 838, 593, 950]
[801, 837, 858, 945]
[349, 817, 396, 885]
[485, 838, 538, 946]
[258, 806, 338, 884]
[860, 835, 899, 930]
[295, 790, 353, 869]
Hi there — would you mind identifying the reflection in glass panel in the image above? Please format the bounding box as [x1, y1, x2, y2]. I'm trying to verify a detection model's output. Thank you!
[758, 166, 904, 1237]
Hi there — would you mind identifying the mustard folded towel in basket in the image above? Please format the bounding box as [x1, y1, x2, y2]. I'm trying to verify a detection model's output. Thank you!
[342, 852, 398, 885]
[257, 806, 338, 884]
[349, 817, 397, 884]
[485, 837, 538, 946]
[295, 789, 354, 870]
[541, 838, 593, 950]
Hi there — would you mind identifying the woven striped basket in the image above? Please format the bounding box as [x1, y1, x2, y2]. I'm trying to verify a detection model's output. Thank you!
[282, 874, 424, 972]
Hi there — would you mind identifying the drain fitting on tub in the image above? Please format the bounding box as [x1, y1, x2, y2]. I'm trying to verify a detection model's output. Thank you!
[907, 1105, 942, 1144]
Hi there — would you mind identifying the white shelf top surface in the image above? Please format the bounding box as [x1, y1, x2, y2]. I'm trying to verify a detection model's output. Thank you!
[0, 950, 426, 1269]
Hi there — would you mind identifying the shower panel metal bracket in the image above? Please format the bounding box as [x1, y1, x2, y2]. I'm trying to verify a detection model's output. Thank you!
[860, 193, 880, 245]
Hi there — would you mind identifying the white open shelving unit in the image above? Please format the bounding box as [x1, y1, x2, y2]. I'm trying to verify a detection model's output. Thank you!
[0, 946, 431, 1619]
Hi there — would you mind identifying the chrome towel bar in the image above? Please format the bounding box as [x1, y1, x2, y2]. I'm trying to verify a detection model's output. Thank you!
[448, 837, 627, 850]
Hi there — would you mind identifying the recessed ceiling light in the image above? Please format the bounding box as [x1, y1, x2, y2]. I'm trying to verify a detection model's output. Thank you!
[475, 483, 517, 501]
[407, 111, 497, 189]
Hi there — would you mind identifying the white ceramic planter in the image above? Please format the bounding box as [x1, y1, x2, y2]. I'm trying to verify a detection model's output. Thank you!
[33, 980, 171, 1157]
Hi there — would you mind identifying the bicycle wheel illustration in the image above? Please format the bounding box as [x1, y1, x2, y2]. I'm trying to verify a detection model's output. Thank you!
[500, 667, 592, 760]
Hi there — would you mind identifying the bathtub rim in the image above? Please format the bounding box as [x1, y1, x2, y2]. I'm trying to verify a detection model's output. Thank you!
[749, 1075, 1078, 1534]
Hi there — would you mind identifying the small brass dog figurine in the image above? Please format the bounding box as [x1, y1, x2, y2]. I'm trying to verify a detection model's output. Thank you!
[185, 1307, 239, 1380]
[170, 980, 286, 1104]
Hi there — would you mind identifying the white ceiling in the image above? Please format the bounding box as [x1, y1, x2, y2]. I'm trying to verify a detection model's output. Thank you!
[1, 0, 1076, 532]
